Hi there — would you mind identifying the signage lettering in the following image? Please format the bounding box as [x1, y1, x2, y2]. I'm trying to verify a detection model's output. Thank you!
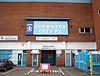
[25, 20, 68, 35]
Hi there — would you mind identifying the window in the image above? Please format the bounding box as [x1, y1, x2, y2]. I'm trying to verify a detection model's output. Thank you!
[0, 50, 12, 59]
[79, 27, 92, 34]
[98, 9, 100, 15]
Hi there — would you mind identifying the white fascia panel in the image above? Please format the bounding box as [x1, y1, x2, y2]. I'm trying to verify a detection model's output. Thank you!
[66, 42, 96, 50]
[30, 42, 66, 50]
[0, 42, 29, 50]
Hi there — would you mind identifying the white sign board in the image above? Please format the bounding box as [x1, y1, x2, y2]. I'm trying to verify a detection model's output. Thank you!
[56, 50, 61, 54]
[36, 36, 58, 40]
[42, 45, 55, 50]
[0, 36, 18, 40]
[33, 21, 68, 35]
[42, 64, 48, 70]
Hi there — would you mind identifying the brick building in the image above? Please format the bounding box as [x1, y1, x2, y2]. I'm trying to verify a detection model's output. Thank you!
[0, 0, 97, 67]
[92, 0, 100, 50]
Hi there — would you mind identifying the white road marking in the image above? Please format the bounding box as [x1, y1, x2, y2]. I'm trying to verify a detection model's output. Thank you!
[32, 69, 61, 73]
[59, 68, 64, 75]
[36, 70, 39, 72]
[26, 67, 63, 74]
[0, 68, 18, 74]
[27, 68, 34, 75]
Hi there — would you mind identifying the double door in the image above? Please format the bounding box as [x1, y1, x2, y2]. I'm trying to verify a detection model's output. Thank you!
[18, 53, 27, 66]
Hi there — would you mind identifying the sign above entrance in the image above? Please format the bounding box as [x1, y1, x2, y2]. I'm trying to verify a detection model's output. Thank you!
[42, 45, 56, 50]
[25, 18, 69, 35]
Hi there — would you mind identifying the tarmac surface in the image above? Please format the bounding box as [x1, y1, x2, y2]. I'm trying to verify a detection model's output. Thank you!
[0, 66, 100, 76]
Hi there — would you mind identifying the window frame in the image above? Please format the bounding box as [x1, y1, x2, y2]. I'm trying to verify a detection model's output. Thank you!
[98, 9, 100, 15]
[79, 27, 92, 34]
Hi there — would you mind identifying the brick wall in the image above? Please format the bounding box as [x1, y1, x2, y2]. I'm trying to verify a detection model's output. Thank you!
[27, 50, 32, 66]
[0, 2, 95, 42]
[92, 0, 100, 50]
[56, 50, 65, 66]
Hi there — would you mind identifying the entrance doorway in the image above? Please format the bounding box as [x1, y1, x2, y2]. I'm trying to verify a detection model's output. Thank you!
[18, 53, 27, 66]
[17, 50, 27, 66]
[32, 54, 38, 66]
[41, 50, 56, 66]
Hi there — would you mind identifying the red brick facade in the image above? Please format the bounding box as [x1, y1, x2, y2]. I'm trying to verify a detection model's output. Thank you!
[56, 50, 65, 66]
[0, 2, 95, 42]
[27, 50, 32, 66]
[92, 0, 100, 50]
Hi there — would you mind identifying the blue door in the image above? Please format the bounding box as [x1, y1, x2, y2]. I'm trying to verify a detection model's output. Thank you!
[32, 54, 38, 66]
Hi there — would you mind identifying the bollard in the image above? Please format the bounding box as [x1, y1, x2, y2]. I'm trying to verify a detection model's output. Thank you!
[89, 52, 92, 75]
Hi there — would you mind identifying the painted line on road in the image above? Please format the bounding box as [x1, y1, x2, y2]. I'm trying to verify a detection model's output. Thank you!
[59, 68, 64, 75]
[27, 68, 34, 75]
[0, 68, 18, 74]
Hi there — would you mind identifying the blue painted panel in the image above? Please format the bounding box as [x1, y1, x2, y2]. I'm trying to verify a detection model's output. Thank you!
[0, 50, 12, 59]
[25, 21, 33, 35]
[75, 51, 89, 73]
[0, 0, 91, 3]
